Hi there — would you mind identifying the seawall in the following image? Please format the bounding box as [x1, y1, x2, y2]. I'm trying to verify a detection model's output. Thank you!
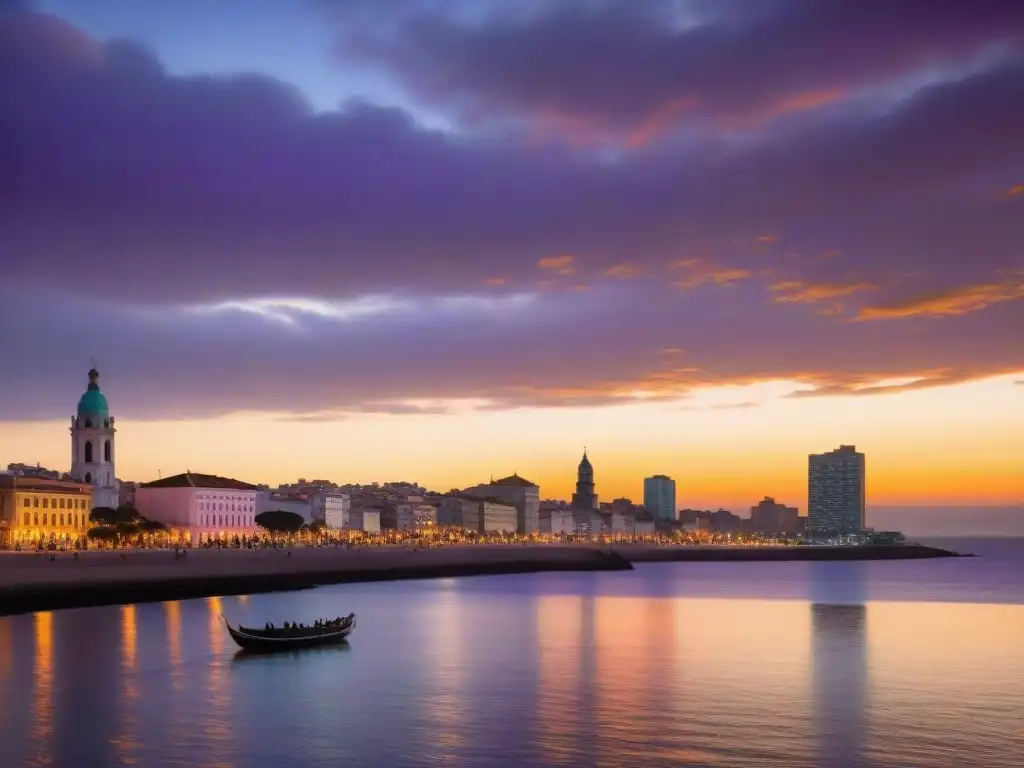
[0, 545, 631, 617]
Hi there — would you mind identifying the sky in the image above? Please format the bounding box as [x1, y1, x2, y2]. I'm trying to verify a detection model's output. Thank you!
[1, 0, 1022, 531]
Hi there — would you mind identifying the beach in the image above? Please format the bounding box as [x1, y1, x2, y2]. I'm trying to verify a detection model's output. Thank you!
[0, 542, 959, 616]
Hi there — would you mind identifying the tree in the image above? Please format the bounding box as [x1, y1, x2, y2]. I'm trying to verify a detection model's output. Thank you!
[138, 519, 169, 533]
[115, 521, 139, 537]
[87, 526, 117, 541]
[91, 505, 138, 526]
[255, 510, 305, 533]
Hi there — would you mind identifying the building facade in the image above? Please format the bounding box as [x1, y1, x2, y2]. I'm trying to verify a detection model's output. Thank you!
[643, 475, 676, 521]
[461, 474, 540, 534]
[808, 445, 866, 534]
[136, 472, 259, 545]
[317, 493, 351, 529]
[750, 496, 801, 535]
[348, 508, 381, 533]
[571, 451, 598, 511]
[0, 476, 92, 548]
[69, 368, 120, 509]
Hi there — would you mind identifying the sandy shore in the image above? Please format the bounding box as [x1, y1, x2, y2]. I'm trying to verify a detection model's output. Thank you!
[0, 542, 959, 616]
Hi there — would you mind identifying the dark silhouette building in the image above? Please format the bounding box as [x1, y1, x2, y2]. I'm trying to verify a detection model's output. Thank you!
[570, 450, 598, 511]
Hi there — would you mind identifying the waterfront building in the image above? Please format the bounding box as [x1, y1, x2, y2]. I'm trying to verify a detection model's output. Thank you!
[315, 492, 351, 529]
[380, 502, 415, 530]
[461, 474, 540, 534]
[348, 507, 381, 533]
[438, 497, 479, 531]
[750, 496, 801, 535]
[479, 500, 517, 533]
[570, 450, 598, 511]
[0, 475, 92, 547]
[808, 445, 866, 534]
[643, 475, 676, 521]
[549, 509, 577, 536]
[256, 491, 314, 522]
[69, 368, 120, 509]
[136, 472, 258, 545]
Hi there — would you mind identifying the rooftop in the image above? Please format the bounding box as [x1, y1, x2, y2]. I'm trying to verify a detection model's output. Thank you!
[0, 476, 92, 493]
[490, 473, 538, 488]
[140, 472, 259, 491]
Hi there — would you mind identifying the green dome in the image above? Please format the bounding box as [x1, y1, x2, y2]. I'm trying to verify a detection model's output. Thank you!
[77, 368, 110, 419]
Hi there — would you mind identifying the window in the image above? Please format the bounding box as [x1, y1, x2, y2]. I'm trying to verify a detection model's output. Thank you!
[84, 418, 92, 428]
[33, 497, 38, 507]
[59, 498, 65, 509]
[85, 472, 92, 484]
[23, 512, 29, 525]
[23, 498, 30, 507]
[84, 441, 93, 463]
[42, 498, 48, 509]
[59, 514, 64, 526]
[42, 513, 47, 525]
[33, 513, 38, 525]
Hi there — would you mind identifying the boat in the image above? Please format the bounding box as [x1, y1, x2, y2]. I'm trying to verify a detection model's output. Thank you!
[221, 613, 356, 652]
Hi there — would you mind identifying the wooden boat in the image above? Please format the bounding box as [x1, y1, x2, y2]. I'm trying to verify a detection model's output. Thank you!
[221, 613, 356, 652]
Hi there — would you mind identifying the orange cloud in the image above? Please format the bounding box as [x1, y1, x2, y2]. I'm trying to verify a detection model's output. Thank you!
[625, 98, 695, 148]
[667, 257, 701, 269]
[1006, 185, 1024, 197]
[755, 234, 776, 244]
[658, 347, 684, 355]
[770, 280, 875, 303]
[570, 283, 590, 292]
[672, 260, 753, 289]
[537, 254, 575, 275]
[483, 276, 508, 286]
[604, 262, 642, 278]
[788, 370, 982, 398]
[856, 279, 1024, 320]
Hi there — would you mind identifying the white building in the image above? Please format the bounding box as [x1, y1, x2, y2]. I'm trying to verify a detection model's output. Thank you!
[643, 475, 676, 522]
[136, 471, 259, 545]
[315, 492, 351, 529]
[69, 368, 120, 509]
[256, 491, 314, 523]
[549, 509, 577, 536]
[461, 474, 540, 534]
[480, 500, 517, 533]
[348, 508, 381, 534]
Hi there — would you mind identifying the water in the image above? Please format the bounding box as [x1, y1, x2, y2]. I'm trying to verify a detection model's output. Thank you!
[0, 538, 1021, 767]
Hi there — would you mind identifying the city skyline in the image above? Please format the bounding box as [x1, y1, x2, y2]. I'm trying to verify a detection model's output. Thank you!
[1, 2, 1022, 529]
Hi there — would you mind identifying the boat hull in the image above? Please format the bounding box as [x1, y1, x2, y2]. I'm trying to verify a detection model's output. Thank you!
[222, 616, 355, 653]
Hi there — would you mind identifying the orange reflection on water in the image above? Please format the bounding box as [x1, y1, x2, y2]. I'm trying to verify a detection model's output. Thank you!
[421, 590, 466, 754]
[0, 620, 11, 683]
[121, 605, 137, 673]
[165, 601, 182, 692]
[865, 601, 1024, 766]
[536, 596, 583, 767]
[31, 611, 53, 765]
[205, 596, 233, 768]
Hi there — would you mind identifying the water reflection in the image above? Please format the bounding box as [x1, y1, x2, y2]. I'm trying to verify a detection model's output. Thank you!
[31, 611, 53, 766]
[808, 560, 868, 768]
[0, 567, 1021, 768]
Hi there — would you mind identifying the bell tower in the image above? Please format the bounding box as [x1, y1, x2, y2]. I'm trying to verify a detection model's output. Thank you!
[70, 367, 119, 509]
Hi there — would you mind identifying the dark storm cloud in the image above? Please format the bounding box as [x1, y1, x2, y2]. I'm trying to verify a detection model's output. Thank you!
[335, 0, 1024, 142]
[0, 6, 1022, 420]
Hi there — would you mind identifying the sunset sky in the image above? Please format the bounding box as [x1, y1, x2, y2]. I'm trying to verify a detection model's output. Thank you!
[1, 1, 1022, 528]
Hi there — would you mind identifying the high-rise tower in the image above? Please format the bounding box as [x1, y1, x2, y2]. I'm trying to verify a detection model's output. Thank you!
[70, 368, 120, 509]
[807, 444, 865, 534]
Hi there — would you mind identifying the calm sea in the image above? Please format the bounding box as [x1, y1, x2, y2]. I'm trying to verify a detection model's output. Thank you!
[0, 538, 1021, 768]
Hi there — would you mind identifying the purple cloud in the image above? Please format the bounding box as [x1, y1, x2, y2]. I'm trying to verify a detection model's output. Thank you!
[336, 0, 1024, 143]
[0, 6, 1021, 421]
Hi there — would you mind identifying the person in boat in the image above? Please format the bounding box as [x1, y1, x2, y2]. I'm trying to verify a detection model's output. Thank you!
[283, 621, 290, 630]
